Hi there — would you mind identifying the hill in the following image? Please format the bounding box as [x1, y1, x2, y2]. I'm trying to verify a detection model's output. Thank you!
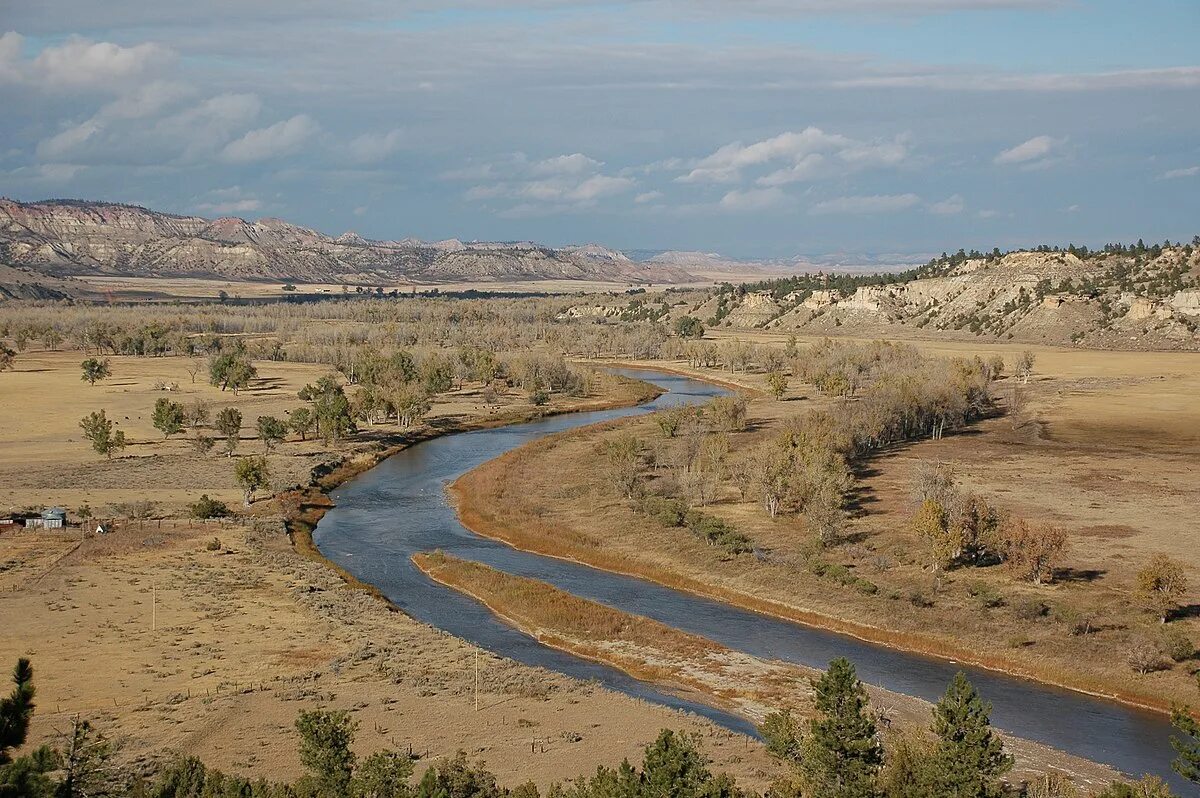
[570, 243, 1200, 350]
[0, 198, 695, 289]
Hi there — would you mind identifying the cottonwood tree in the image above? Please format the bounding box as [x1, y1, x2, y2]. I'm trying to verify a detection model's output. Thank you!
[766, 371, 789, 401]
[1137, 555, 1189, 623]
[929, 672, 1012, 798]
[1017, 351, 1036, 384]
[604, 434, 643, 499]
[233, 456, 270, 506]
[185, 399, 210, 428]
[79, 411, 127, 459]
[80, 358, 111, 386]
[152, 398, 186, 438]
[191, 434, 215, 455]
[255, 415, 287, 452]
[209, 353, 256, 393]
[797, 658, 882, 798]
[393, 385, 431, 428]
[214, 407, 242, 457]
[995, 517, 1067, 585]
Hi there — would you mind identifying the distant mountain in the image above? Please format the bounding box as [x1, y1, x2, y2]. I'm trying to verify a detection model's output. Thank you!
[0, 199, 695, 287]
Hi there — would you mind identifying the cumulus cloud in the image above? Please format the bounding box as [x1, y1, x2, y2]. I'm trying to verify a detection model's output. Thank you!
[1160, 165, 1199, 179]
[635, 190, 664, 204]
[718, 187, 792, 212]
[455, 151, 634, 212]
[928, 194, 965, 215]
[810, 193, 920, 215]
[220, 114, 318, 163]
[31, 35, 171, 89]
[679, 127, 909, 185]
[344, 128, 405, 164]
[994, 135, 1062, 166]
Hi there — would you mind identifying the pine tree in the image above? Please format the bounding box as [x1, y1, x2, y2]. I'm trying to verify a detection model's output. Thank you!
[0, 659, 35, 764]
[640, 730, 713, 798]
[929, 672, 1012, 798]
[798, 658, 883, 798]
[1171, 706, 1200, 785]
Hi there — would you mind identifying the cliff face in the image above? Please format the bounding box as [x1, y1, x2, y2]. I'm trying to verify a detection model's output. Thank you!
[0, 199, 693, 286]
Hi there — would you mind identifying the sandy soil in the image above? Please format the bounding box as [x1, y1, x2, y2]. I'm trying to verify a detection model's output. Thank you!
[0, 521, 776, 789]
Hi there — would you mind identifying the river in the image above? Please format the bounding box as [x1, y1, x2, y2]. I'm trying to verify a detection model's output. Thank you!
[312, 369, 1191, 793]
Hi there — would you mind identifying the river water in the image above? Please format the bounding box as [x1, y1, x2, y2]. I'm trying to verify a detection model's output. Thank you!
[313, 369, 1190, 793]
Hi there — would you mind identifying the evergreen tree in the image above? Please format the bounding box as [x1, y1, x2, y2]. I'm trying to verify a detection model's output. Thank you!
[295, 710, 356, 797]
[0, 660, 35, 764]
[640, 730, 713, 798]
[929, 672, 1012, 798]
[1171, 706, 1200, 785]
[798, 658, 883, 798]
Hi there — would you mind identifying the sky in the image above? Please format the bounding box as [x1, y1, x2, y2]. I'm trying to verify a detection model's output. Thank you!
[1, 0, 1198, 259]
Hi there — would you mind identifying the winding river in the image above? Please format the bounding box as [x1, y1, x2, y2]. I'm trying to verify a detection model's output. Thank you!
[313, 369, 1190, 793]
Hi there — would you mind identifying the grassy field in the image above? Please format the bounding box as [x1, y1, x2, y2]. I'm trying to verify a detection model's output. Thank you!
[0, 350, 653, 516]
[454, 335, 1200, 711]
[0, 520, 775, 789]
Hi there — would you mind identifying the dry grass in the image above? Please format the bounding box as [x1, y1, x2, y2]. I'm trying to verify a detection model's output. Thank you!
[453, 338, 1200, 713]
[0, 520, 777, 789]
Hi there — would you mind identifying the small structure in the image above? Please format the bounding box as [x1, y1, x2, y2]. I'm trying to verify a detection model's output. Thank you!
[26, 507, 67, 530]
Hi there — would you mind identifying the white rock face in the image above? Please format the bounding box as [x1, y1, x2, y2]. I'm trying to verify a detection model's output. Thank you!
[1170, 290, 1200, 316]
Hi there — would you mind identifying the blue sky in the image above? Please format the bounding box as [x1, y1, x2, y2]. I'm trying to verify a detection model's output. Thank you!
[2, 0, 1197, 258]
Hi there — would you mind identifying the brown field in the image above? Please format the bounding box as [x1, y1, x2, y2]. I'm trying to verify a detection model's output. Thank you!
[455, 335, 1200, 712]
[0, 521, 776, 789]
[0, 350, 650, 516]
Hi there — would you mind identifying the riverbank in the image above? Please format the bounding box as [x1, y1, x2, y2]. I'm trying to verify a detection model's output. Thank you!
[411, 551, 1119, 790]
[448, 381, 1194, 718]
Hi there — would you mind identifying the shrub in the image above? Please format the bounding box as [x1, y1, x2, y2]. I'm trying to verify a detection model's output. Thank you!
[1162, 628, 1195, 662]
[967, 581, 1004, 609]
[1052, 604, 1096, 636]
[1012, 598, 1049, 621]
[823, 563, 854, 586]
[641, 495, 687, 527]
[854, 579, 879, 596]
[190, 494, 230, 520]
[1127, 637, 1170, 674]
[205, 537, 222, 552]
[908, 590, 934, 608]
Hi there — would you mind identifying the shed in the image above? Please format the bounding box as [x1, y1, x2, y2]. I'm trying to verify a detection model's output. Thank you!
[27, 507, 67, 529]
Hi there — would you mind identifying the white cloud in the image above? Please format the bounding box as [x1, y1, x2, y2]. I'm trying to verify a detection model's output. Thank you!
[345, 128, 405, 164]
[994, 135, 1060, 165]
[928, 194, 965, 215]
[531, 153, 601, 176]
[195, 198, 262, 214]
[719, 187, 792, 212]
[1160, 165, 1199, 179]
[0, 31, 23, 83]
[31, 36, 171, 89]
[810, 193, 920, 215]
[220, 114, 318, 163]
[635, 190, 664, 204]
[679, 127, 909, 185]
[458, 151, 634, 211]
[36, 121, 102, 160]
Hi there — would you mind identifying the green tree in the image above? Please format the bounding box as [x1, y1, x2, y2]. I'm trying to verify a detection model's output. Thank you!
[189, 495, 230, 520]
[1137, 555, 1189, 624]
[640, 729, 717, 798]
[1171, 705, 1200, 785]
[214, 407, 242, 457]
[766, 371, 789, 401]
[78, 411, 127, 459]
[0, 659, 35, 764]
[80, 358, 111, 386]
[352, 751, 414, 798]
[759, 708, 802, 763]
[55, 717, 118, 798]
[674, 316, 705, 339]
[289, 407, 315, 441]
[929, 672, 1012, 798]
[798, 658, 882, 798]
[233, 456, 270, 506]
[209, 354, 257, 394]
[255, 415, 287, 452]
[295, 710, 356, 798]
[152, 398, 186, 439]
[413, 751, 502, 798]
[301, 376, 356, 444]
